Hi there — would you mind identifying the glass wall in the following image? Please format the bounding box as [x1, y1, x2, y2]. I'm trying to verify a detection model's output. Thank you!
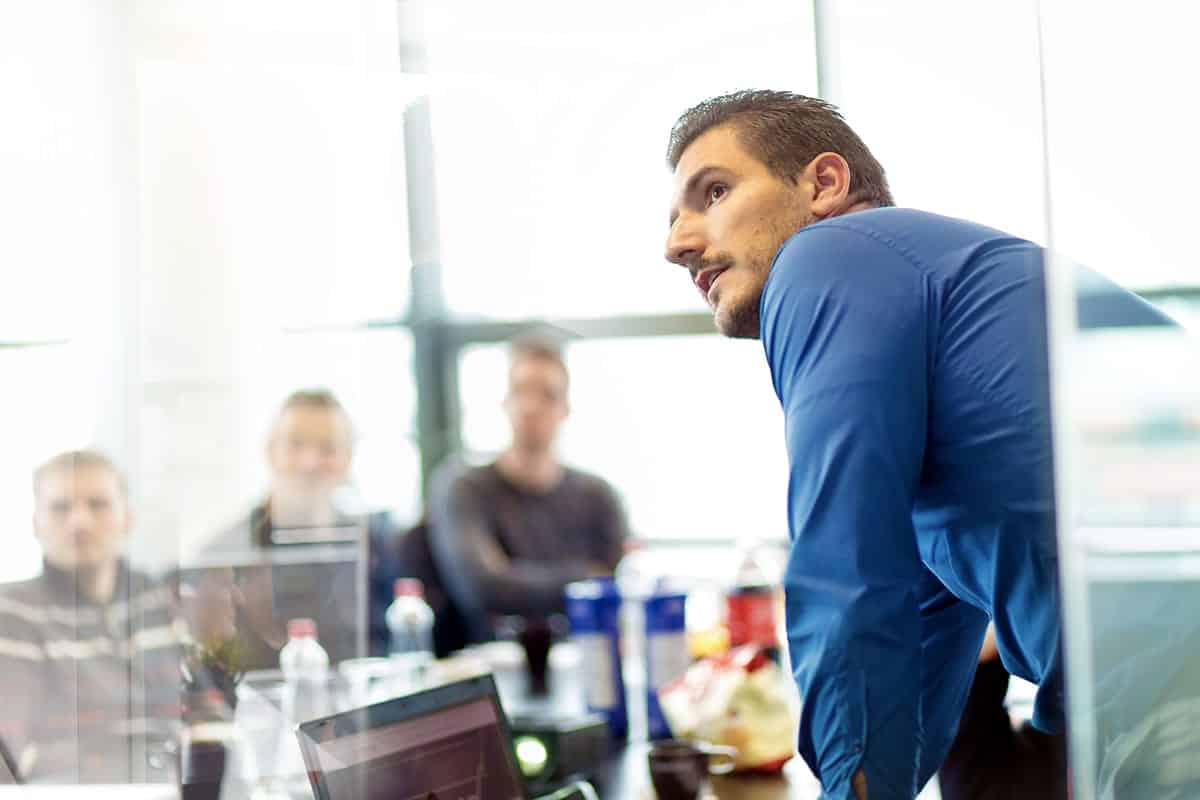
[1040, 3, 1200, 797]
[4, 0, 1199, 793]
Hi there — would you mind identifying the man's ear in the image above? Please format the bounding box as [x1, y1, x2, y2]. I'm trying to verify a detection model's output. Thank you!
[804, 152, 854, 220]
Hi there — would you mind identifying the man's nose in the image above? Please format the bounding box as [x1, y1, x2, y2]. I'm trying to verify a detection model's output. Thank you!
[665, 218, 705, 268]
[296, 447, 324, 471]
[67, 503, 94, 528]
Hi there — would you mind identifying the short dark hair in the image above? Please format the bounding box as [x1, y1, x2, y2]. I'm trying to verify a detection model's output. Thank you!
[666, 89, 894, 208]
[509, 333, 569, 389]
[33, 449, 127, 497]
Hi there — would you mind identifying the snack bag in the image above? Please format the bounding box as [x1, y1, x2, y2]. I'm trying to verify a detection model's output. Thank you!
[656, 645, 797, 773]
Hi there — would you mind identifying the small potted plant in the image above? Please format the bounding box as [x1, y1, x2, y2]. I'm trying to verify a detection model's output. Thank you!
[182, 634, 247, 721]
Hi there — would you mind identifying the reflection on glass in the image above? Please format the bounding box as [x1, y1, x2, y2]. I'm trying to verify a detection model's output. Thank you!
[1042, 6, 1200, 796]
[1053, 320, 1200, 799]
[0, 452, 181, 784]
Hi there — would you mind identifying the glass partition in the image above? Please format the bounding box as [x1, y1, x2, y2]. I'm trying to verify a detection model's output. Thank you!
[1040, 4, 1200, 797]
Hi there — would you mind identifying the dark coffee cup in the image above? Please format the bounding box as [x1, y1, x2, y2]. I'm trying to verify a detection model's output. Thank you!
[648, 739, 736, 800]
[180, 738, 226, 800]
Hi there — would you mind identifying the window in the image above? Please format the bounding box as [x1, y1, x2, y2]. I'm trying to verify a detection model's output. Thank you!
[459, 335, 789, 542]
[426, 0, 819, 319]
[130, 1, 421, 568]
[817, 2, 1046, 245]
[1040, 4, 1200, 291]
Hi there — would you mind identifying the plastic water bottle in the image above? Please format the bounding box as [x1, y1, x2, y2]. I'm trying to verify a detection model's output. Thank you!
[279, 618, 332, 724]
[614, 541, 658, 739]
[614, 541, 657, 663]
[386, 578, 435, 693]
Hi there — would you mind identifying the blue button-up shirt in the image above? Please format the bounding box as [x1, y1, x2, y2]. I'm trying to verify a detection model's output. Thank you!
[761, 208, 1166, 799]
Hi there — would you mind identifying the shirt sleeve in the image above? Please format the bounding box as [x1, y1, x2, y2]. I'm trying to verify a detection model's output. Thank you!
[761, 223, 930, 799]
[590, 477, 630, 570]
[427, 464, 599, 620]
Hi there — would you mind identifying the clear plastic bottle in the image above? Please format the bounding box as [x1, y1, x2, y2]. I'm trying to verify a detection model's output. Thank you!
[614, 541, 655, 670]
[386, 578, 435, 693]
[279, 618, 332, 723]
[614, 541, 660, 740]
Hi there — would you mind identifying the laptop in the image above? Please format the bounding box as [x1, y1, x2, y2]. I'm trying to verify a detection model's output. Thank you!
[296, 675, 596, 800]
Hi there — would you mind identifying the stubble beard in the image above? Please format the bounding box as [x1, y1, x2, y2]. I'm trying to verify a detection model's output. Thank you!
[715, 211, 814, 339]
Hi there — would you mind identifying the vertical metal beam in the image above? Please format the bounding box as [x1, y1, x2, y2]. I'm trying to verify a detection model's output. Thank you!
[396, 0, 460, 498]
[812, 0, 841, 103]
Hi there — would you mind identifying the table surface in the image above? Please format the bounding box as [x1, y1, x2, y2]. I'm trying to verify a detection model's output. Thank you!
[593, 741, 821, 799]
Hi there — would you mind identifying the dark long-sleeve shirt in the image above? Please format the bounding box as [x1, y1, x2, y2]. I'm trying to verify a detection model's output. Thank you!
[761, 208, 1163, 799]
[427, 461, 627, 640]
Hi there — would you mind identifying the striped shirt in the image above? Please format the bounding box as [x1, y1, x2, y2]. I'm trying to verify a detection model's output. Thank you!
[0, 561, 181, 783]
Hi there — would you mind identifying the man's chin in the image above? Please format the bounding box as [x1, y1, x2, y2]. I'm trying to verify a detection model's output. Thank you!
[713, 301, 761, 340]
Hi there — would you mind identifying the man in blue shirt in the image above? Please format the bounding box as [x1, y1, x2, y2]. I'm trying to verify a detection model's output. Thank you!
[661, 89, 1080, 799]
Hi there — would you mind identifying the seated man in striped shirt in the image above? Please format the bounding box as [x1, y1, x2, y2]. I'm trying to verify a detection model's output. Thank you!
[0, 450, 182, 783]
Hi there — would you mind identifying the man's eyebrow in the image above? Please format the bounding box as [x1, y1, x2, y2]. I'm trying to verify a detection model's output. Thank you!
[668, 165, 729, 228]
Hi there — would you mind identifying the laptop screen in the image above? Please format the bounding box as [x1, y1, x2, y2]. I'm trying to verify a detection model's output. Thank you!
[300, 690, 526, 800]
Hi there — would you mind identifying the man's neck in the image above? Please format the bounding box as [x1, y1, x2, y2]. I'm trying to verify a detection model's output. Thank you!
[829, 200, 877, 219]
[73, 560, 120, 605]
[496, 447, 563, 493]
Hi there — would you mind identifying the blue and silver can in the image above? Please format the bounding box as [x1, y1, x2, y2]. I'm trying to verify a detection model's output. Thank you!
[644, 590, 689, 740]
[564, 577, 627, 739]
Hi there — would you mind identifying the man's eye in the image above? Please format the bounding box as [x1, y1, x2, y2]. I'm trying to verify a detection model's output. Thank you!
[707, 183, 727, 205]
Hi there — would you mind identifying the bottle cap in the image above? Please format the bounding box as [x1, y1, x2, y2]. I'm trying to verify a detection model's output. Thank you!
[394, 578, 424, 598]
[287, 618, 317, 638]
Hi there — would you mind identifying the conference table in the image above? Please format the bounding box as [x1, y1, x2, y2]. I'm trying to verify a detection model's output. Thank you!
[593, 740, 819, 799]
[221, 645, 825, 800]
[224, 639, 959, 800]
[487, 641, 823, 799]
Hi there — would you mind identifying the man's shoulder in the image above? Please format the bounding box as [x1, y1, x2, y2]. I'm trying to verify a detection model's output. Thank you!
[0, 575, 48, 619]
[560, 465, 618, 501]
[789, 207, 1032, 261]
[811, 207, 1023, 242]
[433, 459, 497, 493]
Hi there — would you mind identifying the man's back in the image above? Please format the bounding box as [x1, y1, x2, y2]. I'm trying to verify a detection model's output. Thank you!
[759, 207, 1169, 793]
[790, 209, 1061, 680]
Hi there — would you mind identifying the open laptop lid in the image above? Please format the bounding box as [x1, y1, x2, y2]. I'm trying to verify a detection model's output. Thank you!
[296, 675, 528, 800]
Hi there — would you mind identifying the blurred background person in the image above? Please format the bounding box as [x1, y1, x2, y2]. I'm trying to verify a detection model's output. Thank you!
[939, 625, 1069, 800]
[428, 335, 628, 645]
[203, 388, 403, 659]
[0, 451, 180, 783]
